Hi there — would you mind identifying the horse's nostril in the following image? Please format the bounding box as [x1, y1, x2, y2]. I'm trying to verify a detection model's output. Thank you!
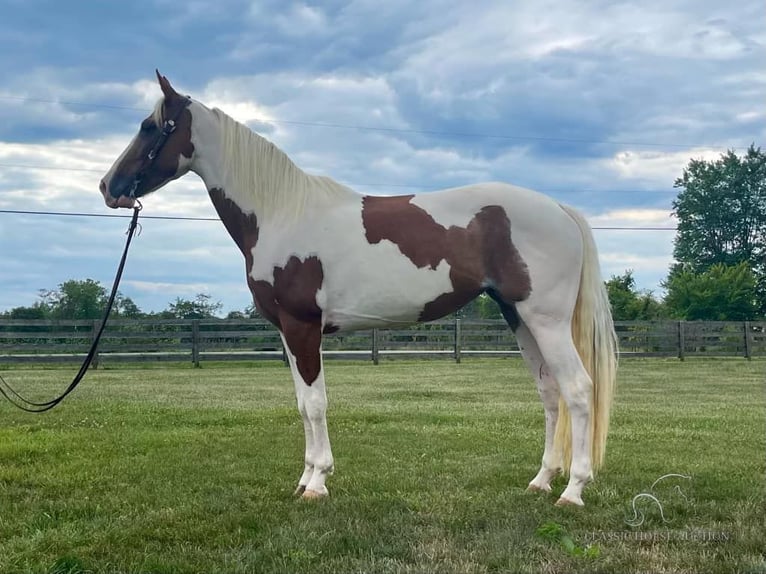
[99, 180, 106, 194]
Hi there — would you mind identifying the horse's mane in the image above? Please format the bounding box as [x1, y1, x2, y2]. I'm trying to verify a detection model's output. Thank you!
[210, 106, 353, 219]
[151, 97, 353, 218]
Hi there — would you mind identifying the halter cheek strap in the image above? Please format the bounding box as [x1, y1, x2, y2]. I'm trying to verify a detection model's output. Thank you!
[147, 118, 178, 160]
[129, 96, 192, 199]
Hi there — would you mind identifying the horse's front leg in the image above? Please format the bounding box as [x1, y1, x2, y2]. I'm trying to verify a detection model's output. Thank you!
[279, 315, 334, 499]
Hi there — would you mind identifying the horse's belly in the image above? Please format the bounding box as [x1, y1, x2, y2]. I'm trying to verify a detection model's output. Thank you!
[321, 257, 457, 331]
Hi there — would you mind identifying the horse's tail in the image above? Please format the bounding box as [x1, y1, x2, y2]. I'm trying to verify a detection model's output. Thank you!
[554, 204, 618, 473]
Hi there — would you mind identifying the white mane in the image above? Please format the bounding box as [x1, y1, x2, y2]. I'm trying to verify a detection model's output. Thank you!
[210, 107, 354, 219]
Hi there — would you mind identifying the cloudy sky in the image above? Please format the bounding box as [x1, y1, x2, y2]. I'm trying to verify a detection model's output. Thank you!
[0, 0, 763, 315]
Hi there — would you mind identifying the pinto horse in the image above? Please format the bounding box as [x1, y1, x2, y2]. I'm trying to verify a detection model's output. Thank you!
[101, 72, 617, 507]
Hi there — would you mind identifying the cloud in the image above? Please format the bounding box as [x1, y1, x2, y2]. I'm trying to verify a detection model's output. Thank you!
[589, 208, 676, 228]
[602, 149, 723, 188]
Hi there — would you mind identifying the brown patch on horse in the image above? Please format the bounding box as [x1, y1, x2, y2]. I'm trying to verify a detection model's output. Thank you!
[279, 310, 322, 384]
[362, 195, 445, 269]
[362, 196, 531, 321]
[207, 188, 278, 324]
[271, 257, 324, 320]
[248, 280, 279, 326]
[252, 256, 325, 384]
[209, 188, 259, 261]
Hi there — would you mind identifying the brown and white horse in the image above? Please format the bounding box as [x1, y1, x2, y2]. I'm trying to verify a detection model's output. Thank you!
[101, 72, 618, 507]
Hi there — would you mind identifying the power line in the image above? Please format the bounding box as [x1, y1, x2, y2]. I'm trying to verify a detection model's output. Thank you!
[0, 208, 678, 230]
[0, 94, 732, 149]
[0, 162, 678, 194]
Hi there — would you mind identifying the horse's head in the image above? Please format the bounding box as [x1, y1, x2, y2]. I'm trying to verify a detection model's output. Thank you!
[100, 71, 195, 208]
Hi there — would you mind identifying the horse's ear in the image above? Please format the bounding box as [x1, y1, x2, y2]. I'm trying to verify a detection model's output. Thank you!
[156, 69, 180, 100]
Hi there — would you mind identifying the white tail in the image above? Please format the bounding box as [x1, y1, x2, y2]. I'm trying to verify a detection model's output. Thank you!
[554, 204, 618, 472]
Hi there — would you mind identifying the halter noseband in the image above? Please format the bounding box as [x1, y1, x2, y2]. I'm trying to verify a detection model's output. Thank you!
[128, 96, 191, 199]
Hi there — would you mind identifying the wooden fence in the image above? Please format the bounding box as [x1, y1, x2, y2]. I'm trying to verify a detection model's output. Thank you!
[0, 318, 763, 366]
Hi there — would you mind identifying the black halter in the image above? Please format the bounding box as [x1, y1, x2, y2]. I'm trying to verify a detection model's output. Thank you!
[128, 96, 191, 199]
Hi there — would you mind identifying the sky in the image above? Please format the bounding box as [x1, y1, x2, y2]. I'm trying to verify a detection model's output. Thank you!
[0, 0, 763, 315]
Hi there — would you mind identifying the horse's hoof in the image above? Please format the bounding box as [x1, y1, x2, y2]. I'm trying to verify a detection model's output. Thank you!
[555, 495, 584, 507]
[301, 489, 328, 500]
[526, 483, 552, 494]
[294, 485, 306, 496]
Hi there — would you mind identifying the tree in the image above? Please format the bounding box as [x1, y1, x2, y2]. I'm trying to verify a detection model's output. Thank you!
[35, 279, 142, 319]
[165, 293, 222, 319]
[663, 262, 757, 320]
[225, 310, 248, 320]
[1, 280, 143, 320]
[5, 302, 50, 319]
[43, 279, 108, 320]
[114, 294, 143, 318]
[605, 270, 665, 320]
[225, 304, 262, 320]
[672, 145, 766, 315]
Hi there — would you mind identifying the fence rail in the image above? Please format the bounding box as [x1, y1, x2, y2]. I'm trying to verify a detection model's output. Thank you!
[0, 318, 763, 366]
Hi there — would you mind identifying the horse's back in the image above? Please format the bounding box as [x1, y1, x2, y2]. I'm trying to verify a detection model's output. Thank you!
[409, 182, 576, 236]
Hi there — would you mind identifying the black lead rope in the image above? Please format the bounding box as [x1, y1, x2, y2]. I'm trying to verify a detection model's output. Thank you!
[0, 204, 142, 413]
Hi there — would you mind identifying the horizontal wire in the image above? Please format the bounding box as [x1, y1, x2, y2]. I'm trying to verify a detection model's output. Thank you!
[0, 94, 730, 149]
[0, 208, 678, 230]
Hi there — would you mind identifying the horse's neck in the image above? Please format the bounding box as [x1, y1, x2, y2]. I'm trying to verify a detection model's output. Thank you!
[194, 112, 353, 221]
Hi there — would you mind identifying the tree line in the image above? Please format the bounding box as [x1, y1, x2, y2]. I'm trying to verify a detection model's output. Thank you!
[1, 284, 229, 321]
[2, 146, 764, 322]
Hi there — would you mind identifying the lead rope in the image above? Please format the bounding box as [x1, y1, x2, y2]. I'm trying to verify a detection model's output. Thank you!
[0, 203, 142, 412]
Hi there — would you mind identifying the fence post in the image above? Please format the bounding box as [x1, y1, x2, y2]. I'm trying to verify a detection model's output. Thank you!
[744, 321, 752, 360]
[454, 318, 462, 364]
[677, 321, 685, 361]
[191, 319, 200, 368]
[372, 328, 379, 365]
[91, 319, 101, 369]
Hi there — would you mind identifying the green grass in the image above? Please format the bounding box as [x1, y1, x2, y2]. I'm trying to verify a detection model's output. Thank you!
[0, 358, 763, 574]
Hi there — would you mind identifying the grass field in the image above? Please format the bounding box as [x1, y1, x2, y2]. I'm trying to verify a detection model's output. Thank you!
[0, 358, 763, 574]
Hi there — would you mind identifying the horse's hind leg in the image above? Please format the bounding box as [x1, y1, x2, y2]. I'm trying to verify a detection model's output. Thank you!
[487, 290, 562, 493]
[519, 312, 593, 506]
[514, 320, 562, 493]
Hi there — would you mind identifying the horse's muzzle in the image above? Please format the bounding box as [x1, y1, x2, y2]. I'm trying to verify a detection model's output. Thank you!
[100, 179, 136, 209]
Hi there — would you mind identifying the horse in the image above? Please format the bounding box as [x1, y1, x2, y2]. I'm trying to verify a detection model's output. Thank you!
[100, 71, 618, 507]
